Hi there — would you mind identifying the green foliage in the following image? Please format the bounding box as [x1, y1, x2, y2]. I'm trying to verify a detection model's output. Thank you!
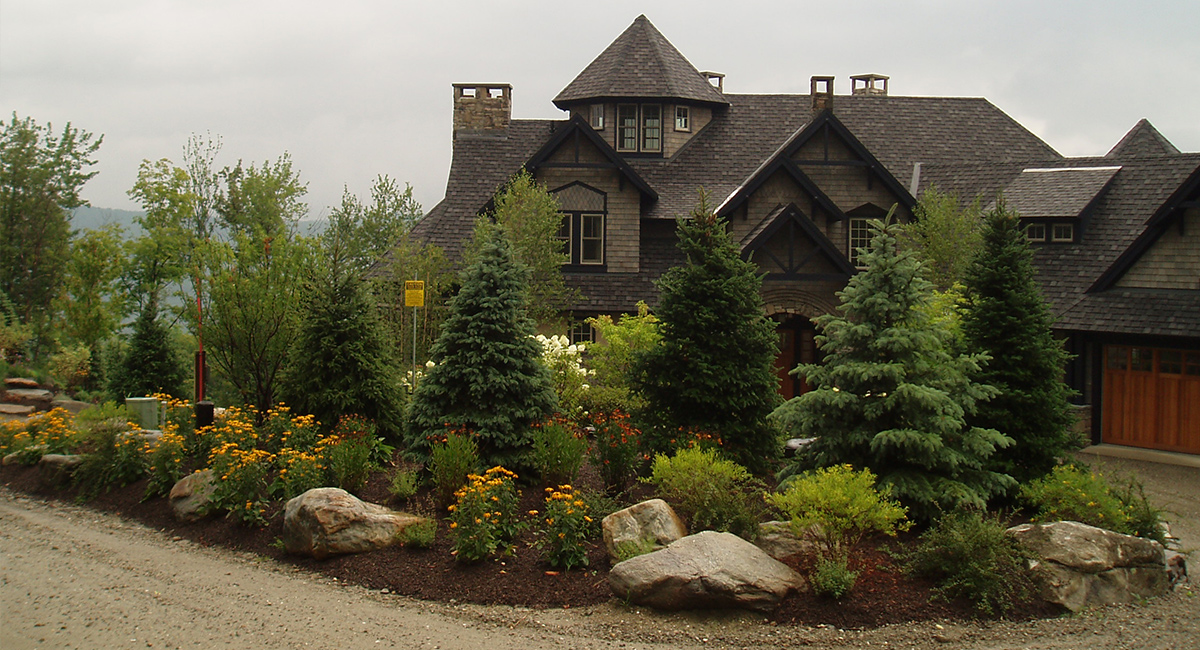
[397, 517, 438, 548]
[325, 434, 375, 495]
[901, 188, 984, 291]
[587, 410, 641, 495]
[389, 467, 421, 501]
[107, 300, 186, 399]
[810, 557, 859, 600]
[323, 175, 422, 274]
[216, 155, 307, 237]
[71, 419, 146, 500]
[378, 237, 452, 376]
[532, 418, 587, 487]
[1021, 464, 1165, 542]
[648, 447, 764, 539]
[448, 466, 524, 562]
[429, 431, 479, 508]
[633, 192, 780, 472]
[145, 422, 187, 499]
[57, 224, 127, 355]
[585, 301, 659, 411]
[961, 204, 1076, 485]
[767, 465, 910, 561]
[281, 263, 405, 439]
[538, 484, 592, 570]
[0, 113, 102, 357]
[772, 217, 1015, 521]
[48, 343, 92, 391]
[206, 441, 274, 526]
[613, 537, 658, 563]
[0, 291, 32, 363]
[486, 170, 577, 324]
[407, 224, 556, 470]
[272, 447, 326, 501]
[910, 508, 1034, 615]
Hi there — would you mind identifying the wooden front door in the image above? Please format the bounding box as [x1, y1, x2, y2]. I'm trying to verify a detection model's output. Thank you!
[775, 317, 818, 400]
[1102, 345, 1200, 454]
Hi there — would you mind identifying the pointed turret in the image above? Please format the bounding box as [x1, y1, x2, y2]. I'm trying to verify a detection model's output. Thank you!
[553, 15, 727, 109]
[1106, 119, 1181, 158]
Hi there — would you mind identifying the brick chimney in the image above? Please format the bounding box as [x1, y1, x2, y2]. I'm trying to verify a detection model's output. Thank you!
[850, 74, 889, 96]
[811, 76, 834, 115]
[452, 84, 512, 138]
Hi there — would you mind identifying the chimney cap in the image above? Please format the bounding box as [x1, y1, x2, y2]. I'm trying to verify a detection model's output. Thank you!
[850, 74, 889, 96]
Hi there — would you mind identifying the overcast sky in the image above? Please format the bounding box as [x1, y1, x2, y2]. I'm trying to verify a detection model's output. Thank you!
[2, 0, 1197, 221]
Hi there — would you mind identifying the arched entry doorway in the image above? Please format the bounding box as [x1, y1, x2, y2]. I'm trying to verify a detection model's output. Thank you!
[773, 314, 820, 400]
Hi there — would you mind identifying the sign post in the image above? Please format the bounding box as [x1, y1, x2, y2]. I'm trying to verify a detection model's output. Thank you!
[405, 280, 425, 392]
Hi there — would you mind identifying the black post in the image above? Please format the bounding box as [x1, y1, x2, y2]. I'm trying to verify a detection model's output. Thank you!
[195, 400, 215, 430]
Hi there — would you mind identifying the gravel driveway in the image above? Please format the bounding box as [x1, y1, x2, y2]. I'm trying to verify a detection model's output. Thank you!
[1, 453, 1197, 650]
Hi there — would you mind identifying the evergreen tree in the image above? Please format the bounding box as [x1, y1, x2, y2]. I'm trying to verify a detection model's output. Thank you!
[108, 299, 185, 399]
[961, 204, 1075, 485]
[773, 217, 1014, 521]
[633, 193, 780, 472]
[282, 263, 406, 440]
[406, 223, 556, 471]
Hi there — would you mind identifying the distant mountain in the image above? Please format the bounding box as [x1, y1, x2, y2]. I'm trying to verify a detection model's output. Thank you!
[71, 206, 144, 236]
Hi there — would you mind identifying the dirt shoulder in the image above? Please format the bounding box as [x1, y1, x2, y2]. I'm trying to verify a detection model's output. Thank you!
[1, 486, 1197, 650]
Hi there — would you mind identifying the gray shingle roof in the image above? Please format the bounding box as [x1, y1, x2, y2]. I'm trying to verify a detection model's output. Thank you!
[991, 166, 1121, 218]
[1106, 119, 1181, 159]
[553, 15, 728, 108]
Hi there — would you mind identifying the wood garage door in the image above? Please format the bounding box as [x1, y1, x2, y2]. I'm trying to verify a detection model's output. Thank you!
[1102, 345, 1200, 454]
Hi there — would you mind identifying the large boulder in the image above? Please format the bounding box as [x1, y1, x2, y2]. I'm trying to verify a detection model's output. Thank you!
[3, 388, 54, 411]
[602, 498, 687, 563]
[608, 530, 803, 612]
[38, 453, 83, 489]
[169, 470, 218, 522]
[283, 488, 426, 560]
[1007, 521, 1171, 612]
[755, 520, 815, 561]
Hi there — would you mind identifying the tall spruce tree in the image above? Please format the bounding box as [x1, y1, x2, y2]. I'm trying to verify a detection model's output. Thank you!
[961, 204, 1075, 484]
[282, 262, 406, 440]
[633, 193, 780, 472]
[772, 217, 1014, 521]
[108, 299, 185, 399]
[406, 223, 556, 471]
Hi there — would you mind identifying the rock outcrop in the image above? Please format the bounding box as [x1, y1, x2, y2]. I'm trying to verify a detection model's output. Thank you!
[283, 488, 426, 560]
[169, 470, 218, 522]
[601, 498, 687, 563]
[608, 530, 803, 612]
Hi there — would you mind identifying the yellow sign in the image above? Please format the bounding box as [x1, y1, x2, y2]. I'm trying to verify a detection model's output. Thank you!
[405, 281, 425, 307]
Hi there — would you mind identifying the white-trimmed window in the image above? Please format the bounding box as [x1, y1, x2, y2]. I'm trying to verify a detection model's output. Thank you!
[617, 105, 638, 151]
[848, 218, 871, 268]
[1052, 223, 1074, 242]
[569, 320, 596, 345]
[589, 104, 604, 130]
[557, 218, 572, 257]
[581, 213, 605, 265]
[1025, 222, 1047, 242]
[641, 104, 661, 152]
[675, 105, 690, 131]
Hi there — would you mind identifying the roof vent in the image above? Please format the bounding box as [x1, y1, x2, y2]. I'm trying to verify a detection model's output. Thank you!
[850, 74, 889, 96]
[811, 76, 834, 115]
[701, 71, 725, 93]
[452, 84, 512, 138]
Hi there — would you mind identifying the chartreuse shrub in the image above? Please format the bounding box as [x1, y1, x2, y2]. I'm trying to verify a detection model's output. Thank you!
[910, 508, 1034, 615]
[532, 417, 586, 487]
[537, 484, 592, 570]
[1021, 464, 1166, 543]
[588, 409, 641, 495]
[72, 418, 146, 500]
[766, 465, 910, 598]
[389, 467, 421, 501]
[397, 516, 437, 548]
[448, 466, 524, 562]
[647, 447, 764, 540]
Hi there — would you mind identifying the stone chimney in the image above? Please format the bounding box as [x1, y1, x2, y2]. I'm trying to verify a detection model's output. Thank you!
[452, 84, 512, 137]
[851, 74, 889, 96]
[811, 76, 834, 115]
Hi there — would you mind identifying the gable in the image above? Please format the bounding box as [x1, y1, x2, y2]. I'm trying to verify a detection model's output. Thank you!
[741, 203, 856, 280]
[525, 115, 657, 200]
[551, 181, 606, 212]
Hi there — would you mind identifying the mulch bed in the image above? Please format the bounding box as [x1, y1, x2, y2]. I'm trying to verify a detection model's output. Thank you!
[0, 457, 1060, 629]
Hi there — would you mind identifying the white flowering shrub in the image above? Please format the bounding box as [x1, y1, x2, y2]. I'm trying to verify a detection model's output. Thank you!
[402, 360, 437, 393]
[533, 334, 594, 417]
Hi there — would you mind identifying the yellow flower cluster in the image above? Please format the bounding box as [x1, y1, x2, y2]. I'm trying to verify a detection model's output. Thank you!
[1, 407, 81, 456]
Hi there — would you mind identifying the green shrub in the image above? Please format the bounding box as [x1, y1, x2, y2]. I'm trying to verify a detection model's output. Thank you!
[325, 434, 374, 495]
[449, 466, 524, 562]
[1, 407, 83, 463]
[397, 518, 438, 548]
[430, 431, 479, 508]
[272, 447, 327, 500]
[72, 420, 146, 499]
[646, 446, 764, 540]
[910, 508, 1034, 615]
[389, 467, 421, 501]
[49, 343, 92, 391]
[810, 556, 858, 599]
[613, 537, 658, 563]
[206, 442, 274, 526]
[766, 465, 910, 562]
[1110, 474, 1168, 545]
[537, 484, 592, 570]
[532, 418, 586, 486]
[588, 409, 641, 495]
[1021, 464, 1129, 532]
[145, 423, 187, 499]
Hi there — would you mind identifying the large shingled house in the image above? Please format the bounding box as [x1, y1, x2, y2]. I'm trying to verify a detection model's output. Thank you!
[408, 15, 1200, 456]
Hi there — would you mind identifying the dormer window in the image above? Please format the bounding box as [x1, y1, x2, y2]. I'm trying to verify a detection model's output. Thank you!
[616, 104, 663, 153]
[590, 104, 605, 130]
[675, 106, 690, 131]
[1026, 223, 1047, 242]
[1052, 223, 1075, 242]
